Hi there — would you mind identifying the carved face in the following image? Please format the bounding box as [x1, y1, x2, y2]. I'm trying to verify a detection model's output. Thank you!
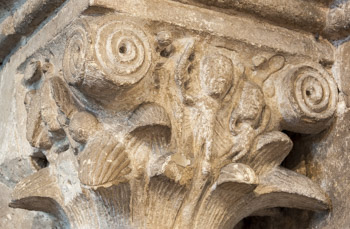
[14, 14, 338, 229]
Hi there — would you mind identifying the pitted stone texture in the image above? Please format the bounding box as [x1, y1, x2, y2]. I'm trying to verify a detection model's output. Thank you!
[285, 109, 350, 229]
[7, 11, 338, 229]
[0, 0, 349, 229]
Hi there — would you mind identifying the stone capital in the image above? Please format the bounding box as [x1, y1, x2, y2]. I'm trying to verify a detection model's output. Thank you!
[0, 0, 346, 228]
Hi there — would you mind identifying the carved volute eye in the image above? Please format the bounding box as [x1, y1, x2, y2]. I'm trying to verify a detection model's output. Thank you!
[200, 53, 234, 99]
[63, 18, 153, 101]
[296, 71, 332, 114]
[63, 21, 90, 86]
[95, 20, 152, 86]
[276, 63, 338, 134]
[293, 66, 338, 120]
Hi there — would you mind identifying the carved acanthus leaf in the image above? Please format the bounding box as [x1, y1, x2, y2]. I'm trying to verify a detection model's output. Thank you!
[78, 132, 131, 188]
[254, 166, 329, 211]
[10, 167, 66, 219]
[217, 163, 258, 193]
[240, 131, 293, 175]
[128, 103, 171, 131]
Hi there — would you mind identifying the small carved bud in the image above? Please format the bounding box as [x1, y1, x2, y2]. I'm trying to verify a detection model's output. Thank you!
[252, 55, 267, 68]
[69, 111, 100, 143]
[42, 61, 55, 75]
[156, 31, 172, 46]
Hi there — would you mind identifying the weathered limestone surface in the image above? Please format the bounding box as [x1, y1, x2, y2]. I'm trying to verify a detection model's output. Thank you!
[1, 0, 350, 228]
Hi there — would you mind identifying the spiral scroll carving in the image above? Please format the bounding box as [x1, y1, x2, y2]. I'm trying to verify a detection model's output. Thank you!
[293, 66, 337, 120]
[63, 18, 152, 95]
[277, 63, 338, 133]
[95, 21, 152, 86]
[63, 21, 91, 86]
